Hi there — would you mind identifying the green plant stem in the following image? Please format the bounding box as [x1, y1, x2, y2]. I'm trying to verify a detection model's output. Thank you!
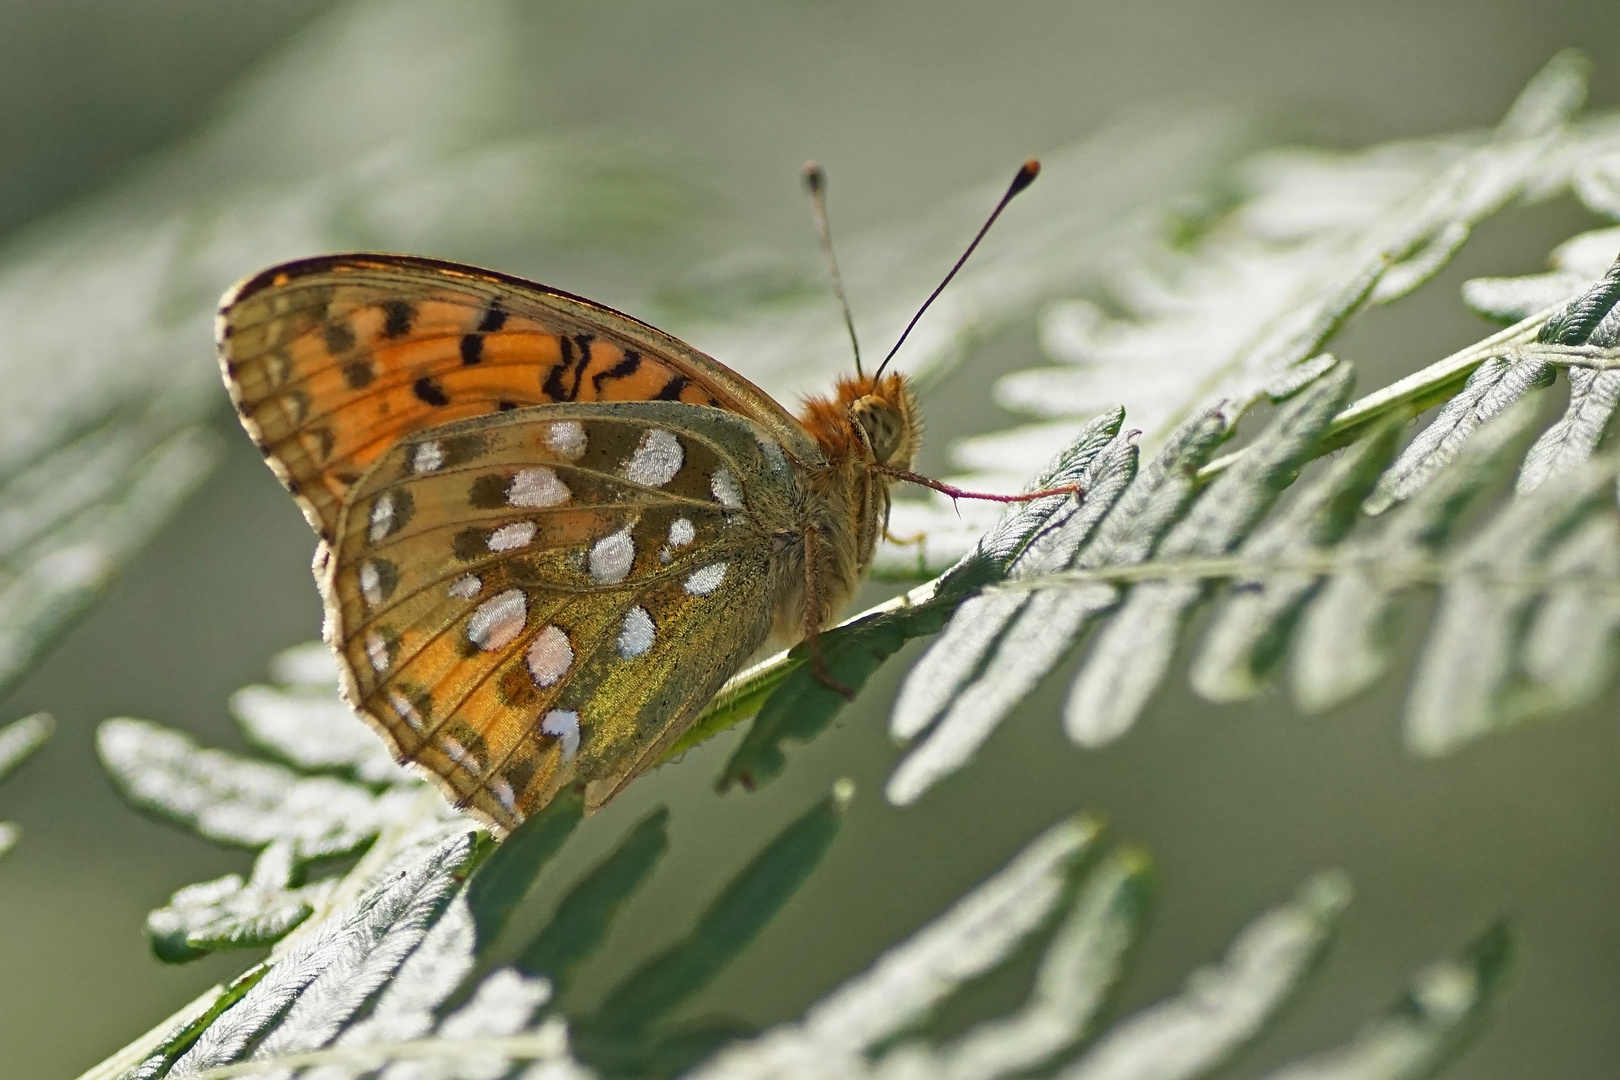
[1199, 303, 1560, 483]
[663, 577, 940, 761]
[74, 982, 234, 1080]
[193, 1033, 575, 1078]
[992, 551, 1620, 593]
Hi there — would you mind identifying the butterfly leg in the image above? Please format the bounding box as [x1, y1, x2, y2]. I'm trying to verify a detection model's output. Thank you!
[802, 525, 855, 700]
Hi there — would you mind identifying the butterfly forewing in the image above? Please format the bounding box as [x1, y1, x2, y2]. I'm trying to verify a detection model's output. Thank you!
[328, 400, 800, 830]
[219, 254, 822, 540]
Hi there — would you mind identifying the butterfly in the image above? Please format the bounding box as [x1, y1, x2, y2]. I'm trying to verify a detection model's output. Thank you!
[218, 161, 1045, 833]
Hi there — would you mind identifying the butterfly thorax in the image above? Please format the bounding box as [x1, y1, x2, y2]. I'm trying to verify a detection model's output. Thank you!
[770, 372, 921, 642]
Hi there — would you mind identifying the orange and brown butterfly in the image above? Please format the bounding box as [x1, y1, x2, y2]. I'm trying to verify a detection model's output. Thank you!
[218, 160, 1045, 833]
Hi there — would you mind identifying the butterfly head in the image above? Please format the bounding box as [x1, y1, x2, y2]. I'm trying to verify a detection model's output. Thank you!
[801, 371, 921, 473]
[798, 158, 1037, 480]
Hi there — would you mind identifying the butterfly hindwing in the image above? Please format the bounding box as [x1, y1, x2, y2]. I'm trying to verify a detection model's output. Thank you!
[328, 400, 802, 830]
[219, 253, 822, 541]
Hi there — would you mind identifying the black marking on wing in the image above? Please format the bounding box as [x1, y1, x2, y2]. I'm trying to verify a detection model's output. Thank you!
[543, 338, 574, 400]
[381, 300, 414, 339]
[477, 299, 509, 333]
[414, 377, 451, 407]
[468, 473, 508, 509]
[343, 359, 375, 389]
[653, 374, 691, 401]
[591, 349, 641, 394]
[453, 527, 487, 562]
[323, 321, 356, 355]
[460, 334, 484, 366]
[567, 335, 596, 400]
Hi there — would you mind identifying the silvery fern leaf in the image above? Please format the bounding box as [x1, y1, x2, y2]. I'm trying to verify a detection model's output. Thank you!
[0, 711, 51, 859]
[886, 404, 1226, 804]
[145, 842, 340, 964]
[886, 362, 1344, 799]
[1051, 873, 1351, 1080]
[96, 717, 438, 862]
[1062, 361, 1356, 746]
[166, 831, 478, 1077]
[95, 641, 465, 965]
[1254, 924, 1509, 1080]
[1289, 401, 1546, 713]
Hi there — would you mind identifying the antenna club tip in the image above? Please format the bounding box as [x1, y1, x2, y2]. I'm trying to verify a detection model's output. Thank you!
[1010, 158, 1041, 195]
[802, 161, 826, 192]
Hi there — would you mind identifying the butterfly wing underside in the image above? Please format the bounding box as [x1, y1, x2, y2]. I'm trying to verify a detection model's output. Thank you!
[219, 253, 824, 541]
[329, 399, 802, 831]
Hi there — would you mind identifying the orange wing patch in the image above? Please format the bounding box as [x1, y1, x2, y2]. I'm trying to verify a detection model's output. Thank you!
[219, 256, 724, 539]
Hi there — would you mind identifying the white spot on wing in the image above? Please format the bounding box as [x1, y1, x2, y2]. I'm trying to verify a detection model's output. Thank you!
[467, 589, 527, 651]
[755, 433, 788, 473]
[710, 467, 743, 509]
[369, 492, 398, 542]
[412, 440, 445, 473]
[526, 625, 574, 688]
[661, 516, 697, 563]
[491, 775, 517, 815]
[488, 521, 538, 552]
[541, 709, 581, 761]
[617, 606, 655, 659]
[448, 574, 482, 599]
[589, 525, 635, 584]
[546, 421, 587, 460]
[684, 563, 728, 596]
[441, 736, 475, 770]
[359, 562, 383, 608]
[387, 689, 425, 731]
[624, 429, 684, 488]
[366, 631, 391, 672]
[508, 467, 569, 508]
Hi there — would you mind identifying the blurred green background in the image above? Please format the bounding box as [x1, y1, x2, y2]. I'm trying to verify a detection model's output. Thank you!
[2, 1, 1620, 1076]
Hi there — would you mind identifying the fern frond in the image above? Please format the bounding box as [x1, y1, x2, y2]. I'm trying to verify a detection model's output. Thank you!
[97, 717, 441, 862]
[877, 52, 1606, 577]
[86, 637, 1516, 1080]
[1254, 923, 1509, 1080]
[0, 711, 51, 859]
[154, 803, 1502, 1080]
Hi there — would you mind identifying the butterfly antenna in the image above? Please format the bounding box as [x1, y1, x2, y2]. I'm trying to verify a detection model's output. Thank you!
[803, 162, 864, 377]
[873, 158, 1040, 381]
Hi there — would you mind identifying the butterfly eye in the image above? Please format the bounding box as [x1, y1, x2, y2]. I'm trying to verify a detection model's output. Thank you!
[852, 396, 905, 464]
